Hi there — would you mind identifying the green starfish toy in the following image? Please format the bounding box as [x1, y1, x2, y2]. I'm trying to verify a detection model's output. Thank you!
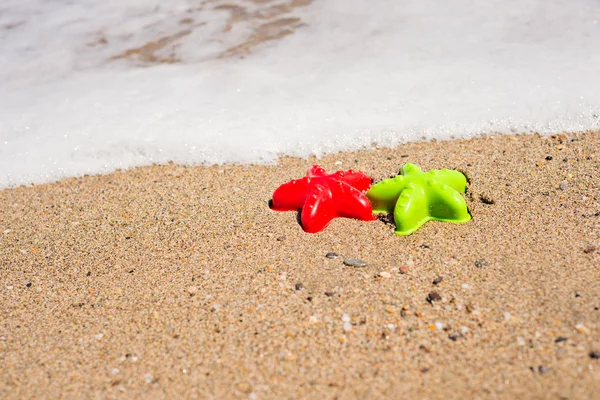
[367, 163, 471, 235]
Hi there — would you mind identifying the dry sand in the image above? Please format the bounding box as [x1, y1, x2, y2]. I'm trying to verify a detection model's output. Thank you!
[1, 131, 599, 399]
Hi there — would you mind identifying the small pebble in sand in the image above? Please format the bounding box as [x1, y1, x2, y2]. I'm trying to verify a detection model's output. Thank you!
[589, 351, 600, 359]
[555, 336, 567, 343]
[427, 291, 442, 303]
[559, 181, 569, 190]
[379, 271, 391, 279]
[538, 365, 549, 374]
[474, 259, 488, 268]
[479, 194, 495, 205]
[294, 283, 304, 291]
[517, 337, 526, 346]
[545, 156, 553, 161]
[187, 286, 198, 296]
[276, 236, 286, 242]
[399, 266, 409, 274]
[143, 373, 155, 384]
[575, 324, 590, 334]
[236, 382, 252, 393]
[325, 252, 339, 259]
[432, 276, 443, 285]
[344, 258, 366, 268]
[583, 245, 597, 254]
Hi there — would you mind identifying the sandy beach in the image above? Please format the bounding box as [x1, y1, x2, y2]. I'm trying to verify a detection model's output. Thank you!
[1, 131, 599, 399]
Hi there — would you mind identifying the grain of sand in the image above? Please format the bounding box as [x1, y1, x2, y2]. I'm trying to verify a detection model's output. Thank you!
[1, 131, 599, 399]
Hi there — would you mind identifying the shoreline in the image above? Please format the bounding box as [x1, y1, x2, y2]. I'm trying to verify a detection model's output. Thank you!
[1, 131, 599, 399]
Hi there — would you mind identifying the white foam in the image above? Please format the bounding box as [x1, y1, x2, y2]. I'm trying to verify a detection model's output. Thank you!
[1, 0, 599, 188]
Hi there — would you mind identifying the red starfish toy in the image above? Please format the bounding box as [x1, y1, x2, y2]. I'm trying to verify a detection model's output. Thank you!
[270, 165, 376, 233]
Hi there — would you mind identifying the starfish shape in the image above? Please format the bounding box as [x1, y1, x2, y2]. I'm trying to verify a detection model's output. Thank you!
[270, 165, 376, 233]
[367, 163, 471, 235]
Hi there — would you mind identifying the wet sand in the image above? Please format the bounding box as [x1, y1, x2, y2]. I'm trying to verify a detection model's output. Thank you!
[0, 131, 599, 399]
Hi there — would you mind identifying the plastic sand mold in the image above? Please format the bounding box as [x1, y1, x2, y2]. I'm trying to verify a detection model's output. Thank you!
[270, 163, 471, 235]
[270, 165, 376, 233]
[367, 163, 471, 235]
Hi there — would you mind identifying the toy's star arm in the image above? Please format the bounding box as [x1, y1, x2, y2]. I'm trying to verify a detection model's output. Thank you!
[427, 180, 471, 223]
[426, 169, 467, 193]
[271, 178, 311, 211]
[334, 170, 373, 192]
[307, 165, 327, 178]
[300, 184, 336, 233]
[393, 183, 431, 236]
[401, 163, 423, 176]
[336, 184, 376, 221]
[366, 176, 405, 213]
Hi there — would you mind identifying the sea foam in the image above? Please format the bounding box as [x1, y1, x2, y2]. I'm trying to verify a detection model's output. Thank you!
[1, 0, 599, 188]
